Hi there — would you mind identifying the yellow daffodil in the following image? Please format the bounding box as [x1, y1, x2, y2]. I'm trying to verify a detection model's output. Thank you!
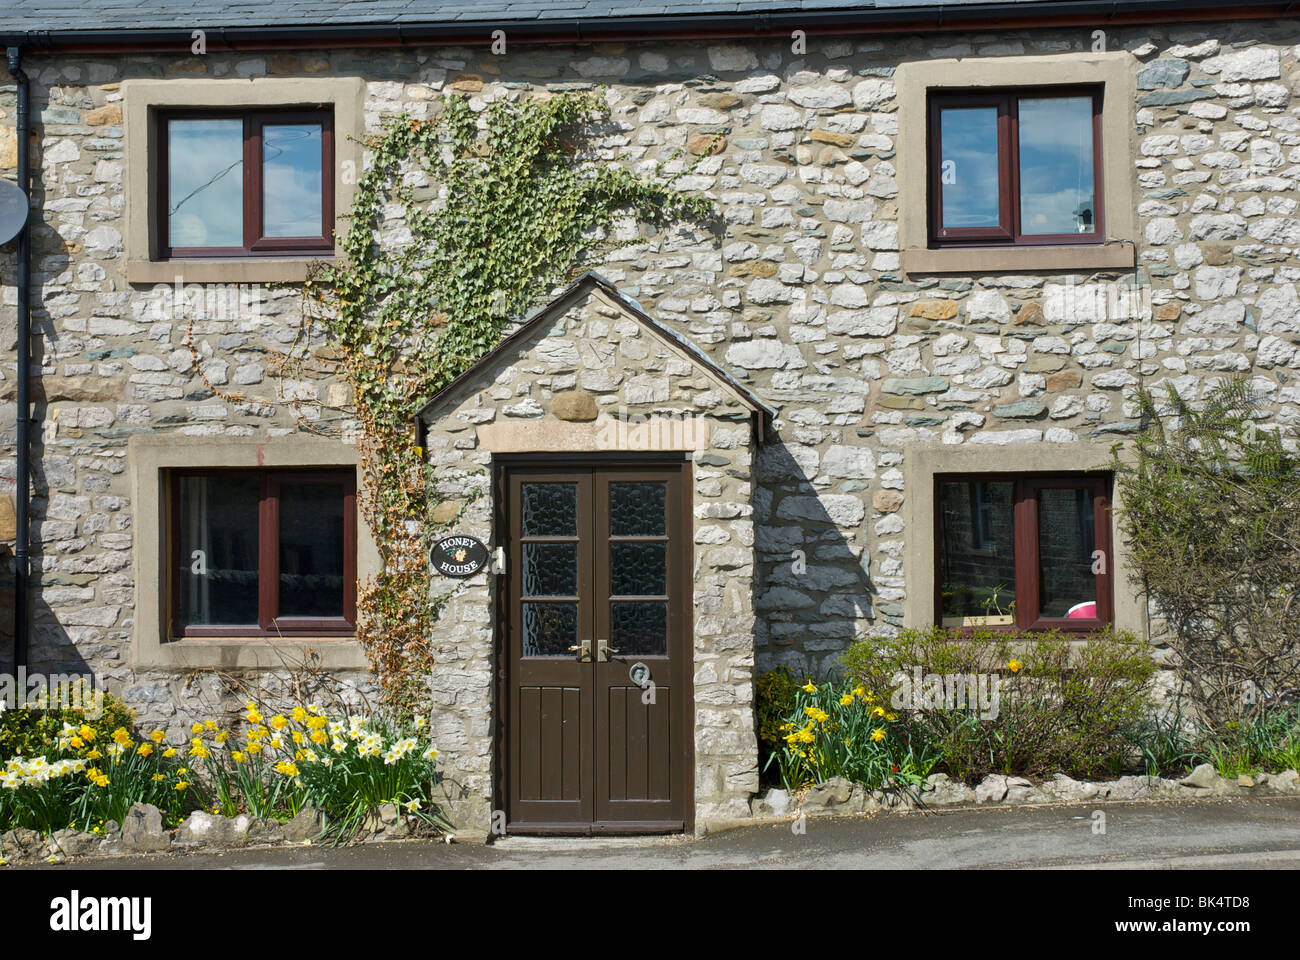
[270, 715, 288, 731]
[801, 682, 817, 693]
[870, 728, 886, 742]
[1007, 660, 1022, 674]
[839, 694, 854, 706]
[150, 729, 165, 743]
[292, 706, 308, 723]
[137, 743, 154, 757]
[162, 748, 177, 759]
[231, 751, 247, 763]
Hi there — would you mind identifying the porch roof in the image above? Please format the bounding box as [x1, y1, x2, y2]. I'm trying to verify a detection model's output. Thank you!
[413, 270, 775, 443]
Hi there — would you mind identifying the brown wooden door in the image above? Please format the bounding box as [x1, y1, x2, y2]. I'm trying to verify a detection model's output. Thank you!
[503, 461, 691, 834]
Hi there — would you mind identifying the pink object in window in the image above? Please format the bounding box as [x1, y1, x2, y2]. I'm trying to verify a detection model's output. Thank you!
[1067, 601, 1097, 619]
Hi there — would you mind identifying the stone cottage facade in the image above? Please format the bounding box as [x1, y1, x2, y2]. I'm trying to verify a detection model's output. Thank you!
[3, 0, 1300, 836]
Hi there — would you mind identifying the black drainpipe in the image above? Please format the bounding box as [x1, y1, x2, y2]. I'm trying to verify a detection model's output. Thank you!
[7, 46, 30, 671]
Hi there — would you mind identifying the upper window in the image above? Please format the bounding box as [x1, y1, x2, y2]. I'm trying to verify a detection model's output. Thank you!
[928, 89, 1101, 247]
[160, 109, 334, 258]
[169, 469, 356, 638]
[936, 473, 1112, 631]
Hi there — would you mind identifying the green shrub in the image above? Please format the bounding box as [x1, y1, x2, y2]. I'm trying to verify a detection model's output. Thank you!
[0, 685, 136, 763]
[841, 626, 1155, 781]
[1112, 379, 1300, 733]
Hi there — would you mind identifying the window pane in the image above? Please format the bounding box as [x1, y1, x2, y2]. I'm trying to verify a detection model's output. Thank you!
[1019, 97, 1096, 236]
[522, 483, 577, 537]
[278, 481, 346, 618]
[523, 603, 578, 657]
[523, 543, 577, 597]
[262, 123, 324, 238]
[939, 480, 1017, 624]
[611, 601, 667, 657]
[177, 474, 260, 626]
[939, 106, 1001, 229]
[611, 542, 666, 597]
[610, 482, 666, 537]
[167, 118, 243, 248]
[1038, 487, 1098, 618]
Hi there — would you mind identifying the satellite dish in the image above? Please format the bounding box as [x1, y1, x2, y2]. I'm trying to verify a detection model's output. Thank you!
[0, 180, 30, 246]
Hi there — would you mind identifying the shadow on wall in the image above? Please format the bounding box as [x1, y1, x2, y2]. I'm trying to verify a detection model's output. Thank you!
[751, 439, 877, 679]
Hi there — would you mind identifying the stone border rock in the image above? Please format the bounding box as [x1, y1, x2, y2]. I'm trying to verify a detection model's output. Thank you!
[0, 801, 438, 865]
[750, 766, 1300, 820]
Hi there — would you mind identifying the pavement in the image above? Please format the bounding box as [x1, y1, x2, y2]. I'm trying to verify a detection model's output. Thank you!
[18, 795, 1300, 870]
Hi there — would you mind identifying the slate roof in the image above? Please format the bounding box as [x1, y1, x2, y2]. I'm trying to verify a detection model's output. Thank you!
[0, 0, 1207, 37]
[414, 271, 776, 442]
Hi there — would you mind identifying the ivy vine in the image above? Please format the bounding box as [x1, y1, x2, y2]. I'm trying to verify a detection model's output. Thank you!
[299, 89, 716, 712]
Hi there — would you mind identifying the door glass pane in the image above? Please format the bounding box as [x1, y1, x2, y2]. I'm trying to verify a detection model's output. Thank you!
[522, 483, 577, 537]
[176, 474, 260, 626]
[939, 106, 1000, 229]
[278, 481, 346, 618]
[167, 118, 244, 248]
[523, 603, 578, 657]
[1019, 97, 1096, 236]
[611, 601, 667, 657]
[611, 542, 666, 597]
[523, 543, 577, 597]
[1038, 487, 1098, 618]
[939, 480, 1017, 625]
[610, 482, 666, 537]
[262, 123, 324, 237]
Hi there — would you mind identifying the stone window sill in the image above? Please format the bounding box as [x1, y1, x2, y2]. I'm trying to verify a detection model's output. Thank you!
[150, 637, 368, 671]
[126, 257, 337, 285]
[902, 242, 1135, 276]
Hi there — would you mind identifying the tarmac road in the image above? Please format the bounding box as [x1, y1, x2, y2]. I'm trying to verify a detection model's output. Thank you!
[19, 795, 1300, 870]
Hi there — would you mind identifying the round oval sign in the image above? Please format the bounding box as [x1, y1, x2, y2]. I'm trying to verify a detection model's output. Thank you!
[431, 535, 489, 578]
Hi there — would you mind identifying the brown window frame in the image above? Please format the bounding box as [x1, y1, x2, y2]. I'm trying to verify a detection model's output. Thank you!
[167, 468, 357, 639]
[157, 108, 335, 259]
[934, 472, 1114, 633]
[927, 87, 1104, 248]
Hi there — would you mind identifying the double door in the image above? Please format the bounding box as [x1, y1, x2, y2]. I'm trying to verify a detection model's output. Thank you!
[502, 462, 691, 833]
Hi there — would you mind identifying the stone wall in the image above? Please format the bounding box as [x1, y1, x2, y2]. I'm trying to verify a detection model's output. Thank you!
[1, 19, 1299, 823]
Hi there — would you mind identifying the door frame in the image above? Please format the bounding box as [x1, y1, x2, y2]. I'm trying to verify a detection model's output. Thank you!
[492, 452, 696, 836]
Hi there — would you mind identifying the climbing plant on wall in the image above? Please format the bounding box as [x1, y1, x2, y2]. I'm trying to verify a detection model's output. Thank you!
[299, 89, 715, 712]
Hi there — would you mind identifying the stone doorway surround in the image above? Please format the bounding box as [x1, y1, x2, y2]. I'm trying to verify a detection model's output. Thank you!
[414, 272, 774, 838]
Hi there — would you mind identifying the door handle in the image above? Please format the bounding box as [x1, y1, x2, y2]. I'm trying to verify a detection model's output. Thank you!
[568, 640, 592, 662]
[597, 638, 620, 662]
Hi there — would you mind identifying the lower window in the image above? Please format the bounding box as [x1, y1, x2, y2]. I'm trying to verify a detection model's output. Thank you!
[936, 472, 1112, 630]
[169, 469, 356, 638]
